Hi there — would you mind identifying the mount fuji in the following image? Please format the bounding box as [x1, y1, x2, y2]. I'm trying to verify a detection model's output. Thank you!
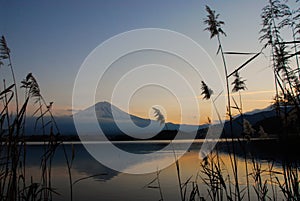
[74, 101, 152, 126]
[54, 101, 196, 139]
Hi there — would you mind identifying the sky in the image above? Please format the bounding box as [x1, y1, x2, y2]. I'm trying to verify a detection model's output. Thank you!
[0, 0, 298, 125]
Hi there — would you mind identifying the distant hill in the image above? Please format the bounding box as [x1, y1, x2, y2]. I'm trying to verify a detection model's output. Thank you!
[220, 106, 295, 138]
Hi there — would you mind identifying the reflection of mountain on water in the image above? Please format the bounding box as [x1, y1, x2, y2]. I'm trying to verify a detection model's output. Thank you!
[25, 142, 190, 182]
[70, 144, 119, 182]
[25, 139, 300, 185]
[25, 144, 119, 182]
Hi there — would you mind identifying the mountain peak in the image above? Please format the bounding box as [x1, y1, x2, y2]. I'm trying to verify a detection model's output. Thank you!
[73, 101, 154, 130]
[76, 101, 134, 120]
[94, 101, 114, 118]
[95, 101, 111, 106]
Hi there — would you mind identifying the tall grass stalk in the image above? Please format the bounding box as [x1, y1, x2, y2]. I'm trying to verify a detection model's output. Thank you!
[0, 36, 18, 115]
[204, 6, 242, 200]
[144, 170, 164, 201]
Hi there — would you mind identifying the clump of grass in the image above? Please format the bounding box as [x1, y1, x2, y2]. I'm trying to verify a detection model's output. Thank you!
[0, 35, 73, 201]
[200, 153, 233, 201]
[144, 169, 164, 201]
[250, 157, 269, 201]
[274, 160, 300, 201]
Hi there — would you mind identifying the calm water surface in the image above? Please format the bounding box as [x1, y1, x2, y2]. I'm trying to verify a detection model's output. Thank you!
[25, 139, 299, 201]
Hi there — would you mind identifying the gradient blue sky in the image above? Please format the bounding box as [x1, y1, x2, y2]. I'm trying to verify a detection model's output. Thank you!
[0, 0, 297, 123]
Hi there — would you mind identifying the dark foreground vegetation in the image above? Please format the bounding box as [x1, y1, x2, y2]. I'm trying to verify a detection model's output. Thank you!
[175, 1, 300, 200]
[0, 36, 74, 200]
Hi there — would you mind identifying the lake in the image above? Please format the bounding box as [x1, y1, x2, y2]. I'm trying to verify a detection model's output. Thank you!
[24, 139, 299, 201]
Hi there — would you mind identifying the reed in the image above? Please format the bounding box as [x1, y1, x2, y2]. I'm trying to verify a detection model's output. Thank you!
[0, 35, 73, 201]
[144, 169, 164, 201]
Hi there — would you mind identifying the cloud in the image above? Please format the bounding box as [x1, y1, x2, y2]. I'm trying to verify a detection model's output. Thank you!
[244, 99, 272, 102]
[237, 90, 275, 96]
[66, 108, 82, 113]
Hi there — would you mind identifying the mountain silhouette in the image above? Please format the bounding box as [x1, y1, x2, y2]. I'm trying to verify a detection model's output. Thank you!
[24, 102, 284, 140]
[74, 101, 151, 127]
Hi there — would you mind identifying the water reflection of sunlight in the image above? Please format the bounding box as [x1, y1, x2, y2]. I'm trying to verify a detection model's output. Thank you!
[121, 152, 183, 173]
[23, 141, 293, 201]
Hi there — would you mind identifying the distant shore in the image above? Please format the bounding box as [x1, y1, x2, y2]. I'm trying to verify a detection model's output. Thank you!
[1, 131, 281, 142]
